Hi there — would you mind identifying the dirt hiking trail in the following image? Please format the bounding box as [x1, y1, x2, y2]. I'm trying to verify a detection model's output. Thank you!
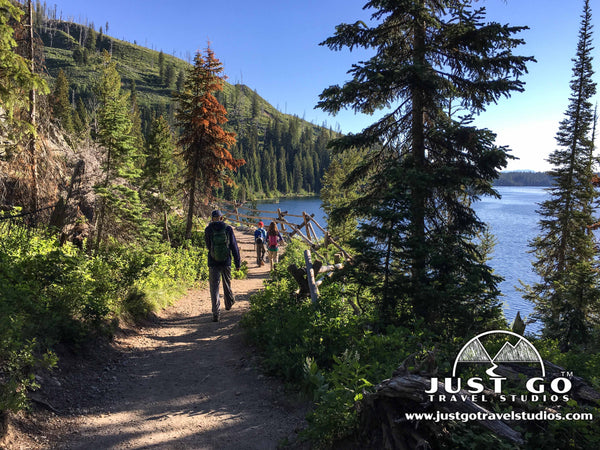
[5, 228, 308, 449]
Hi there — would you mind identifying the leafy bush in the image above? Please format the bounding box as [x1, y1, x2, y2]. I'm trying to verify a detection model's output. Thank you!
[241, 239, 448, 446]
[232, 260, 248, 280]
[0, 222, 207, 415]
[128, 243, 207, 317]
[537, 338, 600, 390]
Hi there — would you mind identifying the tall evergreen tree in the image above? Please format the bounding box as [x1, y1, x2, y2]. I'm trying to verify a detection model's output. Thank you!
[94, 52, 152, 248]
[321, 149, 364, 243]
[158, 50, 165, 83]
[176, 68, 185, 92]
[72, 46, 83, 64]
[318, 0, 533, 335]
[164, 63, 176, 88]
[174, 47, 244, 239]
[526, 0, 600, 349]
[49, 68, 74, 134]
[74, 96, 89, 138]
[129, 80, 144, 152]
[143, 115, 179, 241]
[0, 0, 47, 154]
[251, 89, 260, 119]
[292, 155, 303, 193]
[85, 26, 96, 51]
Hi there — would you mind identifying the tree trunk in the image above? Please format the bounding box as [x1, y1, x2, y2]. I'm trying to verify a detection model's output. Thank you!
[163, 209, 170, 243]
[28, 0, 38, 225]
[410, 3, 428, 319]
[185, 159, 199, 240]
[0, 410, 7, 439]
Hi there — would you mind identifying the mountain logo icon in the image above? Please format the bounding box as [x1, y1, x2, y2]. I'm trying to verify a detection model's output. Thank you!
[452, 330, 545, 378]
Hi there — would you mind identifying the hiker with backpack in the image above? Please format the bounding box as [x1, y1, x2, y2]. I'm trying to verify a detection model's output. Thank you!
[266, 221, 284, 271]
[204, 210, 241, 322]
[254, 221, 267, 266]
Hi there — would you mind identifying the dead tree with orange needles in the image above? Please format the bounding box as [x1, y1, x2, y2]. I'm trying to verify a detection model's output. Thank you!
[174, 46, 244, 239]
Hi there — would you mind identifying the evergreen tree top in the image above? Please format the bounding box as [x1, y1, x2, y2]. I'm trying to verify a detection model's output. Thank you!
[318, 0, 534, 119]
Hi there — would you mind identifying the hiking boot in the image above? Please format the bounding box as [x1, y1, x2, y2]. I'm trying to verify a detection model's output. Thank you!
[225, 297, 236, 311]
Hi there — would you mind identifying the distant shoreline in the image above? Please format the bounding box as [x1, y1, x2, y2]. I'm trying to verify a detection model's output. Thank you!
[494, 171, 553, 186]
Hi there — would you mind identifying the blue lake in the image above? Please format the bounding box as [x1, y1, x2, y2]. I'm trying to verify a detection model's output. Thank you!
[476, 187, 547, 333]
[256, 187, 548, 333]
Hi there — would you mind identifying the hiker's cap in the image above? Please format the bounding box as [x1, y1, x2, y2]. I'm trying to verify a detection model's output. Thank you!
[258, 221, 264, 227]
[211, 210, 223, 218]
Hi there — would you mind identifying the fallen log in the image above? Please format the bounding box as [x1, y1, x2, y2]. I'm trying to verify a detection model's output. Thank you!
[494, 360, 600, 405]
[305, 250, 319, 305]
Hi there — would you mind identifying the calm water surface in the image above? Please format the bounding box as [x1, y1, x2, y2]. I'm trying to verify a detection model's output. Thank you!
[475, 187, 548, 333]
[257, 187, 548, 333]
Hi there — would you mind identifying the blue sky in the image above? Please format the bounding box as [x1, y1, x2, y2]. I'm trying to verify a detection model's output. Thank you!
[45, 0, 594, 171]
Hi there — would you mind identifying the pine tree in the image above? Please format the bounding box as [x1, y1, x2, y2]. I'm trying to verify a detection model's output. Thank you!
[0, 0, 47, 153]
[158, 50, 165, 83]
[129, 80, 144, 152]
[292, 155, 303, 193]
[277, 157, 288, 194]
[94, 51, 152, 248]
[526, 0, 600, 350]
[251, 89, 260, 119]
[74, 96, 88, 138]
[164, 63, 176, 88]
[176, 69, 185, 92]
[85, 26, 96, 52]
[174, 47, 244, 239]
[321, 149, 364, 243]
[143, 115, 179, 241]
[72, 46, 83, 64]
[49, 68, 74, 133]
[318, 0, 533, 335]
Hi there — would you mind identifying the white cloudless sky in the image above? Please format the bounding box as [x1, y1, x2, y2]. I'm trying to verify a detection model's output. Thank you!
[43, 0, 597, 171]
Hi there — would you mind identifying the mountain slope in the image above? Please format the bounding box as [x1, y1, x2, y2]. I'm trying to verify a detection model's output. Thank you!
[38, 18, 335, 198]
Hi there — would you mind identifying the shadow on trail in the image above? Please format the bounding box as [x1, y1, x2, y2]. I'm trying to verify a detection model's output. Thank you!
[59, 306, 300, 449]
[55, 230, 305, 449]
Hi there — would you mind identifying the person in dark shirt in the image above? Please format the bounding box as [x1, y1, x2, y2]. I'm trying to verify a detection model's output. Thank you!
[254, 221, 267, 266]
[204, 210, 241, 322]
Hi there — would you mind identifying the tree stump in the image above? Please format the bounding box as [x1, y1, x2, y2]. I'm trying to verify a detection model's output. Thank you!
[288, 259, 322, 299]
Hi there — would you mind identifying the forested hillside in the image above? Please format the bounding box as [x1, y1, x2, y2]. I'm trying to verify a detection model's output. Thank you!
[36, 9, 334, 199]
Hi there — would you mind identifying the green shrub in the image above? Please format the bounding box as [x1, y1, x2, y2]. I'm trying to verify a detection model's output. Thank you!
[241, 239, 446, 446]
[129, 243, 207, 317]
[241, 238, 600, 448]
[232, 260, 248, 279]
[537, 339, 600, 390]
[0, 221, 207, 415]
